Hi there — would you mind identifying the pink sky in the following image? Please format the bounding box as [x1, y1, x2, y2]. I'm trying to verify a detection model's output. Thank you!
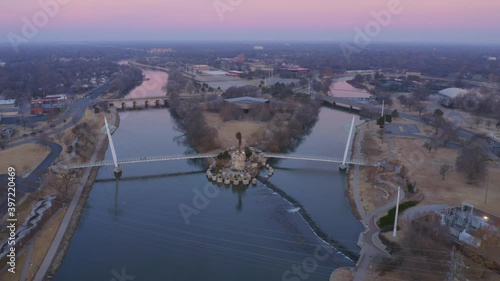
[1, 0, 499, 43]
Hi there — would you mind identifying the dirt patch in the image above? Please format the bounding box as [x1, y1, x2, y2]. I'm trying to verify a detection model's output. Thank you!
[25, 209, 65, 281]
[0, 144, 49, 177]
[356, 123, 397, 213]
[0, 250, 27, 281]
[204, 112, 266, 148]
[330, 267, 353, 281]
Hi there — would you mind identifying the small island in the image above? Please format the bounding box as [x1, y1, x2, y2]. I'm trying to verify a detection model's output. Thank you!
[206, 132, 274, 185]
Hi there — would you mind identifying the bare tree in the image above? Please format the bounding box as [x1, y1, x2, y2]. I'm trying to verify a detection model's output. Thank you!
[0, 140, 6, 150]
[486, 119, 492, 129]
[440, 125, 459, 147]
[456, 141, 489, 183]
[474, 116, 483, 127]
[414, 103, 426, 116]
[423, 139, 435, 152]
[47, 109, 59, 125]
[51, 170, 80, 201]
[439, 164, 452, 180]
[421, 113, 433, 125]
[55, 132, 65, 144]
[431, 116, 446, 134]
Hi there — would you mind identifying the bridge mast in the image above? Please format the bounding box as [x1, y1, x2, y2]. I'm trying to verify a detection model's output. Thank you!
[340, 116, 356, 171]
[104, 117, 122, 177]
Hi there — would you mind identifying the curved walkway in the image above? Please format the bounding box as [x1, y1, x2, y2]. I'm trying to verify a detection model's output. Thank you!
[0, 139, 62, 217]
[351, 126, 407, 281]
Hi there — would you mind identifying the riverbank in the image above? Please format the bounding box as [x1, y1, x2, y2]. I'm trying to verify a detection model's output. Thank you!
[30, 109, 119, 281]
[48, 109, 119, 277]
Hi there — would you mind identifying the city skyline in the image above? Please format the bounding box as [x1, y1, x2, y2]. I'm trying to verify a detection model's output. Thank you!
[1, 0, 499, 44]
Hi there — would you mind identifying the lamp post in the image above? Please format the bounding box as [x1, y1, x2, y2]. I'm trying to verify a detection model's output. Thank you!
[484, 168, 489, 204]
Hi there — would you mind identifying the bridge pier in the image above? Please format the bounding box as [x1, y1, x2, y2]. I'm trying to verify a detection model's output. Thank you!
[133, 101, 137, 110]
[145, 100, 149, 108]
[155, 100, 160, 108]
[163, 100, 168, 107]
[114, 166, 122, 178]
[121, 102, 126, 110]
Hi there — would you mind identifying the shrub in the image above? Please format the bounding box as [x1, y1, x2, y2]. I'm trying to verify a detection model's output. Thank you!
[377, 200, 419, 228]
[244, 148, 252, 158]
[217, 150, 229, 160]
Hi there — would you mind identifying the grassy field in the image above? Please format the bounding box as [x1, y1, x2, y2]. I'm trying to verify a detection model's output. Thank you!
[204, 112, 266, 148]
[0, 144, 49, 177]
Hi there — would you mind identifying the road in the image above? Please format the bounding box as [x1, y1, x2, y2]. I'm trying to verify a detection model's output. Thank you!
[0, 79, 114, 216]
[0, 139, 62, 216]
[3, 80, 113, 146]
[318, 95, 500, 154]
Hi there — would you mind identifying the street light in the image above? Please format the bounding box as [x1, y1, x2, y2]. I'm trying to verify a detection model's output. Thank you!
[484, 168, 490, 204]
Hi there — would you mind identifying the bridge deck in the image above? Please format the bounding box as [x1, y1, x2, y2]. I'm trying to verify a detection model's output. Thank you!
[64, 152, 378, 169]
[263, 153, 377, 166]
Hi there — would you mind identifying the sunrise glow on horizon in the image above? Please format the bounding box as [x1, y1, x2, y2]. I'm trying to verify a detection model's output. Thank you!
[1, 0, 499, 43]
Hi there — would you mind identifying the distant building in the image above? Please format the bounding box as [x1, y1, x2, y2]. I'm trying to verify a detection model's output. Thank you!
[31, 94, 67, 114]
[149, 48, 175, 54]
[0, 99, 19, 116]
[0, 99, 16, 109]
[406, 71, 422, 77]
[193, 65, 210, 71]
[224, 96, 270, 113]
[438, 88, 467, 99]
[254, 45, 264, 50]
[218, 54, 246, 63]
[0, 61, 5, 67]
[345, 70, 374, 74]
[279, 65, 309, 78]
[487, 56, 497, 61]
[226, 70, 244, 77]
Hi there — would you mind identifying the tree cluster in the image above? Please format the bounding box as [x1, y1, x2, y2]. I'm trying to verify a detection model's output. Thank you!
[456, 139, 489, 183]
[169, 92, 218, 152]
[257, 100, 321, 152]
[110, 65, 143, 97]
[453, 89, 500, 121]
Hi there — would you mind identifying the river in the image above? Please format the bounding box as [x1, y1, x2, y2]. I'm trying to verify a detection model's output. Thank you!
[54, 72, 368, 281]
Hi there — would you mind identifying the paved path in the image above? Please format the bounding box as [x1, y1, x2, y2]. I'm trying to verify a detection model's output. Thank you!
[19, 243, 34, 281]
[32, 112, 114, 281]
[0, 139, 62, 217]
[352, 126, 407, 281]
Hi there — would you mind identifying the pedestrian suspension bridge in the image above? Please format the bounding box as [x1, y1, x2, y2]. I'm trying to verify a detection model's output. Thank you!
[63, 117, 380, 173]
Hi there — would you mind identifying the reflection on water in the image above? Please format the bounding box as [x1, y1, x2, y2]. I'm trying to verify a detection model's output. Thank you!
[330, 76, 371, 98]
[126, 69, 169, 99]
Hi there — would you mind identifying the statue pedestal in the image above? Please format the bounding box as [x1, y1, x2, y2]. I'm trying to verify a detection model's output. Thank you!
[230, 152, 246, 171]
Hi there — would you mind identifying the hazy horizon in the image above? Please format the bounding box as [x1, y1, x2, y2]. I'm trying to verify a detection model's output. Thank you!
[1, 0, 499, 45]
